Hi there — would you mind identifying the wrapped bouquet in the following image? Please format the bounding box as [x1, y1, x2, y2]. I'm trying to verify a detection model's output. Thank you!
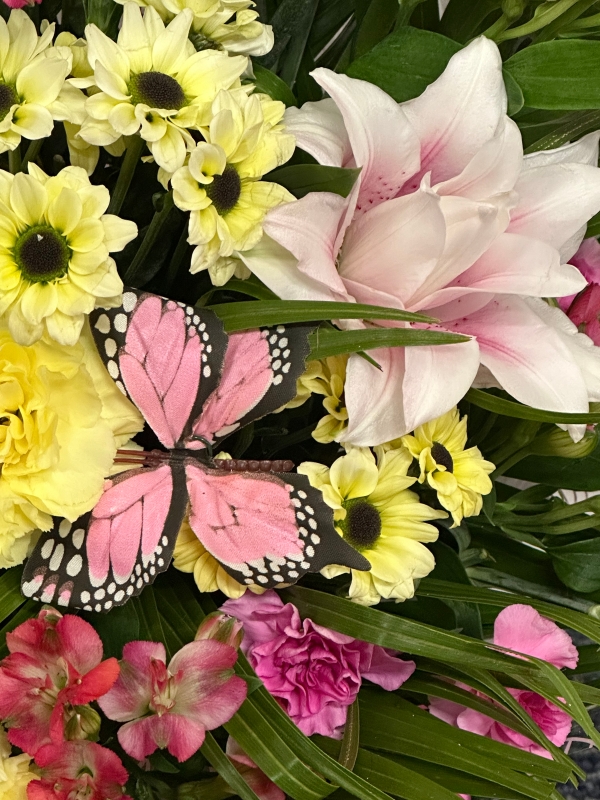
[1, 0, 600, 798]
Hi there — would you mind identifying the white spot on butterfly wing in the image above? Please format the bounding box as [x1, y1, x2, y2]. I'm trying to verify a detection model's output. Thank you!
[40, 539, 54, 560]
[122, 292, 137, 312]
[59, 520, 71, 538]
[114, 590, 125, 602]
[49, 544, 64, 571]
[107, 361, 119, 379]
[40, 583, 57, 603]
[105, 339, 117, 358]
[95, 314, 110, 334]
[94, 589, 105, 600]
[66, 555, 83, 577]
[22, 574, 44, 597]
[114, 314, 127, 333]
[72, 529, 85, 549]
[80, 591, 90, 603]
[273, 375, 283, 386]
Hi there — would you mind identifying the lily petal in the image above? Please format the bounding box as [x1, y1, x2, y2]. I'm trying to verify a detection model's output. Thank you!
[284, 98, 352, 167]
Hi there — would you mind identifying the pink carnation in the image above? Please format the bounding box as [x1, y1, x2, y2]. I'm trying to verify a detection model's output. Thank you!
[0, 609, 120, 755]
[98, 639, 247, 762]
[429, 605, 578, 757]
[27, 741, 132, 800]
[222, 592, 416, 738]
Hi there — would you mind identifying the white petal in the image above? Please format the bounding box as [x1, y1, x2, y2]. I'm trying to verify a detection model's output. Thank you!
[101, 215, 138, 251]
[311, 68, 421, 213]
[284, 99, 352, 167]
[16, 55, 69, 106]
[117, 3, 152, 74]
[152, 8, 193, 75]
[85, 23, 130, 81]
[523, 131, 600, 169]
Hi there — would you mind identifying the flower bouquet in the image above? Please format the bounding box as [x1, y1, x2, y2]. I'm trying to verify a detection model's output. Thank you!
[3, 0, 600, 797]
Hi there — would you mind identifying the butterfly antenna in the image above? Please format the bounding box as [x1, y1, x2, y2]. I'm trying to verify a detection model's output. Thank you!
[189, 436, 214, 459]
[115, 449, 169, 466]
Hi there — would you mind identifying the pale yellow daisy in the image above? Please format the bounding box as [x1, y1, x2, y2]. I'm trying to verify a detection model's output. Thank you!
[0, 164, 137, 345]
[79, 3, 247, 174]
[172, 88, 294, 284]
[400, 408, 495, 527]
[0, 726, 37, 800]
[299, 446, 445, 606]
[113, 0, 274, 56]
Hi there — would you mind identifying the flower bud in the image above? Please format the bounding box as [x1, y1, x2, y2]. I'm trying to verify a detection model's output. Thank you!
[530, 427, 598, 459]
[567, 283, 600, 346]
[64, 704, 102, 742]
[195, 612, 243, 649]
[501, 0, 526, 19]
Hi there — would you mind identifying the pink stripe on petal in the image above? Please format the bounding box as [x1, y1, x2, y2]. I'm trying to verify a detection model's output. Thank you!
[110, 500, 143, 584]
[163, 331, 201, 445]
[94, 467, 173, 517]
[87, 518, 111, 587]
[124, 296, 163, 362]
[145, 305, 187, 399]
[120, 354, 176, 448]
[186, 464, 303, 565]
[191, 332, 271, 443]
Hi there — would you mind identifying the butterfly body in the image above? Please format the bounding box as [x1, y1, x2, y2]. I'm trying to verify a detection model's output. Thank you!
[22, 289, 369, 611]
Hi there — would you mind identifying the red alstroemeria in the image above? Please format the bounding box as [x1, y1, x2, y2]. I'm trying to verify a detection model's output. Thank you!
[26, 741, 132, 800]
[0, 609, 120, 755]
[98, 640, 247, 762]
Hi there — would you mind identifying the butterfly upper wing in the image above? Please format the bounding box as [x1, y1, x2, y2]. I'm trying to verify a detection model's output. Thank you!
[185, 324, 313, 450]
[185, 459, 369, 588]
[21, 465, 187, 611]
[90, 289, 228, 449]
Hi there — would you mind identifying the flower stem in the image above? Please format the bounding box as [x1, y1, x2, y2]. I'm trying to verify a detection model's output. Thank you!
[107, 135, 145, 216]
[162, 224, 190, 293]
[8, 145, 21, 175]
[123, 193, 175, 285]
[21, 139, 43, 173]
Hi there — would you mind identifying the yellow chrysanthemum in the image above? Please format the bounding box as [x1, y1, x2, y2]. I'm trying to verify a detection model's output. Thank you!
[0, 321, 143, 565]
[113, 0, 273, 56]
[173, 518, 265, 598]
[0, 164, 137, 345]
[172, 88, 294, 284]
[0, 10, 75, 155]
[299, 446, 445, 606]
[0, 726, 36, 800]
[400, 408, 495, 527]
[79, 4, 247, 174]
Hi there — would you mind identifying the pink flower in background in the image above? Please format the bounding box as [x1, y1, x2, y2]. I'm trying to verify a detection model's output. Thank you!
[567, 283, 600, 345]
[2, 0, 41, 8]
[226, 738, 285, 800]
[241, 37, 600, 446]
[429, 605, 579, 757]
[98, 639, 247, 762]
[0, 609, 119, 755]
[27, 741, 131, 800]
[222, 591, 415, 738]
[560, 237, 600, 310]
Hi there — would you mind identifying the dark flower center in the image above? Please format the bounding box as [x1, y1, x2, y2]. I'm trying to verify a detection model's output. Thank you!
[431, 441, 454, 473]
[129, 71, 186, 110]
[206, 165, 242, 215]
[14, 225, 71, 283]
[0, 82, 17, 121]
[341, 499, 382, 551]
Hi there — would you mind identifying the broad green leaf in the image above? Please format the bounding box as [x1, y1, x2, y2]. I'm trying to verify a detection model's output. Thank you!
[252, 64, 298, 107]
[548, 536, 600, 593]
[417, 578, 600, 643]
[200, 733, 260, 800]
[257, 0, 319, 88]
[0, 600, 40, 659]
[504, 70, 525, 116]
[567, 643, 600, 674]
[438, 0, 502, 43]
[208, 300, 437, 331]
[508, 440, 600, 491]
[505, 41, 600, 109]
[0, 567, 26, 624]
[84, 599, 140, 660]
[353, 0, 399, 59]
[268, 164, 361, 199]
[309, 328, 470, 359]
[466, 388, 600, 424]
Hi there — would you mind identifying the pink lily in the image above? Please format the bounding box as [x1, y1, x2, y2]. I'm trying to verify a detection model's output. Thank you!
[558, 237, 600, 311]
[98, 639, 247, 762]
[241, 38, 600, 445]
[0, 609, 119, 755]
[27, 741, 132, 800]
[429, 604, 578, 757]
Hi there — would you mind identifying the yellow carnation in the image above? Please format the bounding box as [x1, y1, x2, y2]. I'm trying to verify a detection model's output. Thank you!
[0, 321, 143, 564]
[0, 164, 137, 346]
[0, 727, 36, 800]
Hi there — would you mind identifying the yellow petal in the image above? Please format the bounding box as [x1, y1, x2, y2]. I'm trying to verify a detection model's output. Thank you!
[101, 214, 138, 252]
[10, 172, 46, 226]
[11, 103, 53, 141]
[16, 55, 69, 106]
[68, 218, 105, 252]
[20, 282, 58, 325]
[148, 122, 186, 172]
[330, 446, 378, 501]
[47, 187, 82, 235]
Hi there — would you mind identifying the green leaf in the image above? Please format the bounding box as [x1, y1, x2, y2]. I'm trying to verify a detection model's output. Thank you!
[200, 733, 260, 800]
[504, 70, 525, 116]
[438, 0, 502, 43]
[524, 109, 600, 155]
[466, 388, 600, 424]
[83, 599, 140, 660]
[508, 440, 600, 491]
[338, 700, 359, 770]
[346, 27, 461, 102]
[208, 300, 437, 331]
[252, 64, 298, 107]
[353, 0, 399, 59]
[505, 41, 600, 109]
[417, 578, 600, 644]
[548, 536, 600, 593]
[0, 567, 26, 624]
[587, 209, 600, 237]
[268, 165, 361, 199]
[257, 0, 319, 88]
[308, 328, 470, 360]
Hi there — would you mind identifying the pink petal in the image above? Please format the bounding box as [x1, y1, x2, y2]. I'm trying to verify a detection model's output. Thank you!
[284, 99, 352, 167]
[456, 707, 496, 737]
[493, 605, 578, 669]
[98, 642, 165, 722]
[361, 649, 416, 691]
[428, 697, 464, 726]
[440, 295, 590, 415]
[67, 658, 120, 705]
[310, 68, 421, 213]
[118, 714, 207, 762]
[55, 615, 103, 674]
[401, 38, 507, 192]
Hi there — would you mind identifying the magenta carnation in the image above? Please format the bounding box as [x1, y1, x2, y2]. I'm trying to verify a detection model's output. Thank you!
[429, 604, 578, 757]
[222, 591, 416, 738]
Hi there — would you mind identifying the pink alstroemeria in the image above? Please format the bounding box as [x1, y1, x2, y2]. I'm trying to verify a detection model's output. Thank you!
[226, 738, 285, 800]
[429, 604, 579, 757]
[0, 609, 120, 755]
[241, 38, 600, 446]
[98, 639, 247, 762]
[27, 741, 132, 800]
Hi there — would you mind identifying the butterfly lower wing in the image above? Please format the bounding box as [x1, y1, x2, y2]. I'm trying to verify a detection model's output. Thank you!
[185, 460, 369, 588]
[90, 289, 228, 449]
[21, 465, 187, 611]
[185, 324, 313, 451]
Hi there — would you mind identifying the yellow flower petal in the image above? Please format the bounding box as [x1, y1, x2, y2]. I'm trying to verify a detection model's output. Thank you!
[330, 446, 379, 500]
[10, 173, 47, 226]
[47, 187, 82, 235]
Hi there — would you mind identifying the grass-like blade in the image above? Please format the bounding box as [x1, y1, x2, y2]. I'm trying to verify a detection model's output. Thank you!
[200, 733, 261, 800]
[466, 388, 600, 424]
[0, 567, 26, 624]
[309, 328, 470, 359]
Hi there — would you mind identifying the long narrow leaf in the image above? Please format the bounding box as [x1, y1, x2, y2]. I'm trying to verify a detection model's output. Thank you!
[0, 567, 25, 623]
[200, 733, 261, 800]
[309, 328, 469, 359]
[466, 388, 600, 424]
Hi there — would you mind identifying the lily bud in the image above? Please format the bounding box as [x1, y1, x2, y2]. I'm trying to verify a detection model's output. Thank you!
[195, 612, 244, 649]
[567, 283, 600, 346]
[530, 427, 598, 459]
[64, 704, 102, 742]
[501, 0, 526, 19]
